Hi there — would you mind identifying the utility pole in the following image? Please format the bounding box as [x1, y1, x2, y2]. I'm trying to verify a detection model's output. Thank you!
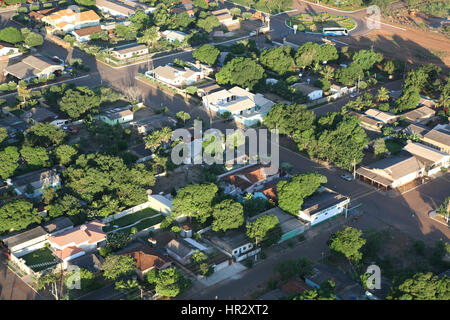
[353, 158, 356, 180]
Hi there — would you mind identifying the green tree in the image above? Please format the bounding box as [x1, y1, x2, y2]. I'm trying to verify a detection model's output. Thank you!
[102, 255, 136, 280]
[193, 0, 208, 9]
[260, 46, 295, 76]
[20, 146, 50, 168]
[0, 127, 8, 145]
[0, 200, 41, 234]
[24, 32, 43, 47]
[172, 183, 218, 223]
[176, 111, 191, 124]
[277, 173, 327, 215]
[106, 231, 131, 251]
[74, 0, 96, 5]
[197, 16, 220, 33]
[295, 42, 320, 69]
[28, 123, 67, 147]
[0, 146, 19, 179]
[317, 44, 338, 62]
[65, 268, 95, 292]
[215, 57, 264, 90]
[352, 49, 383, 70]
[154, 267, 190, 297]
[394, 88, 420, 113]
[55, 144, 78, 165]
[211, 199, 244, 232]
[192, 44, 220, 66]
[129, 10, 151, 30]
[373, 138, 388, 158]
[144, 127, 173, 151]
[246, 214, 281, 246]
[0, 27, 22, 44]
[336, 64, 364, 86]
[376, 87, 390, 102]
[328, 227, 366, 264]
[294, 280, 336, 300]
[387, 273, 449, 300]
[59, 86, 101, 119]
[138, 26, 159, 46]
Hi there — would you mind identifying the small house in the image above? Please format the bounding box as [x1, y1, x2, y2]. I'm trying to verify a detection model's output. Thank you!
[165, 239, 195, 265]
[291, 83, 323, 101]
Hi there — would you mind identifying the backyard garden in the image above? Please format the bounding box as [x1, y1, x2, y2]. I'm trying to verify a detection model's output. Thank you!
[286, 13, 356, 33]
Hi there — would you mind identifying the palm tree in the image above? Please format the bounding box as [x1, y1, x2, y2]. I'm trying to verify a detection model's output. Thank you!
[377, 87, 390, 102]
[320, 65, 334, 81]
[115, 280, 142, 299]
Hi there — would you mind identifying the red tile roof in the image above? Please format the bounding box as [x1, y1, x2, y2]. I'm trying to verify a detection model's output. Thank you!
[54, 246, 84, 260]
[123, 245, 168, 272]
[48, 220, 106, 248]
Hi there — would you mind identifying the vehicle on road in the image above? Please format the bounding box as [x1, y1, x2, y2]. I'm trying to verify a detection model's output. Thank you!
[350, 93, 359, 98]
[340, 174, 353, 181]
[249, 31, 256, 36]
[323, 27, 349, 36]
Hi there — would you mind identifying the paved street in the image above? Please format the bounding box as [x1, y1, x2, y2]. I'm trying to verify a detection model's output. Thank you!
[0, 257, 42, 300]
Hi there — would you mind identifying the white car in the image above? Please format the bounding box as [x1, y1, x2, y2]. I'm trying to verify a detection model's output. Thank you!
[249, 31, 256, 36]
[340, 174, 353, 181]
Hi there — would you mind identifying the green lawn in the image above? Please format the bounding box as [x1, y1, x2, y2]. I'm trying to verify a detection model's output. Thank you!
[286, 13, 356, 33]
[386, 139, 404, 155]
[119, 215, 165, 236]
[21, 247, 59, 272]
[103, 208, 160, 232]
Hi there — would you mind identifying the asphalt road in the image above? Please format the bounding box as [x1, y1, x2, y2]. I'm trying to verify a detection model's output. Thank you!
[0, 256, 42, 300]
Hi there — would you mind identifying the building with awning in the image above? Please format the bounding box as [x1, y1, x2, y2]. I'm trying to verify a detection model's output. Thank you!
[356, 142, 449, 190]
[4, 55, 64, 81]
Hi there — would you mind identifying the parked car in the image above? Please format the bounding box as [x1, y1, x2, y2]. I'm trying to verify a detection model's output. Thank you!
[350, 93, 359, 98]
[340, 174, 353, 181]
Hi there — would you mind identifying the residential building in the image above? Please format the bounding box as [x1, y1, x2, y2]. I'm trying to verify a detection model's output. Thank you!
[48, 221, 106, 268]
[0, 115, 30, 138]
[165, 239, 195, 265]
[71, 25, 103, 42]
[7, 168, 61, 198]
[129, 114, 177, 134]
[148, 62, 212, 87]
[21, 107, 69, 126]
[219, 163, 280, 196]
[122, 244, 172, 280]
[298, 187, 350, 226]
[203, 86, 275, 127]
[43, 217, 74, 236]
[305, 263, 367, 300]
[67, 253, 104, 273]
[161, 30, 187, 43]
[248, 207, 308, 243]
[210, 230, 260, 262]
[402, 142, 449, 175]
[4, 54, 64, 81]
[291, 83, 323, 101]
[96, 0, 149, 17]
[0, 226, 48, 257]
[402, 106, 435, 124]
[211, 9, 239, 28]
[330, 84, 349, 97]
[356, 142, 449, 189]
[0, 43, 19, 57]
[349, 111, 384, 132]
[404, 123, 429, 139]
[422, 127, 450, 154]
[419, 97, 437, 109]
[42, 9, 101, 33]
[111, 43, 149, 60]
[97, 105, 134, 125]
[364, 109, 397, 124]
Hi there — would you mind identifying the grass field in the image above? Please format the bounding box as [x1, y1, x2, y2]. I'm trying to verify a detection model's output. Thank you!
[286, 13, 356, 33]
[103, 208, 160, 232]
[21, 247, 59, 272]
[118, 215, 165, 236]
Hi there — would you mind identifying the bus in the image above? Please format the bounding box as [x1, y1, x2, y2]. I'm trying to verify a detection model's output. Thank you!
[322, 28, 349, 36]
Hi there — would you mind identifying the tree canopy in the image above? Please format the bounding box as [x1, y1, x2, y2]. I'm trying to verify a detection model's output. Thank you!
[260, 46, 295, 76]
[153, 267, 191, 297]
[59, 86, 101, 119]
[0, 146, 19, 179]
[246, 214, 281, 245]
[193, 44, 220, 66]
[328, 227, 366, 263]
[0, 200, 41, 234]
[352, 49, 383, 70]
[211, 199, 245, 232]
[387, 273, 450, 300]
[0, 27, 22, 44]
[172, 183, 218, 223]
[277, 173, 327, 215]
[102, 255, 136, 280]
[215, 57, 265, 90]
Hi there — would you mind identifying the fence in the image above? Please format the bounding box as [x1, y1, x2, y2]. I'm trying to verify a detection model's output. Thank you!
[45, 34, 71, 49]
[101, 201, 152, 224]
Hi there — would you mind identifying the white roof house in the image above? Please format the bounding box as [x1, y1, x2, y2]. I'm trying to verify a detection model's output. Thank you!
[203, 86, 275, 127]
[162, 30, 187, 43]
[148, 62, 212, 87]
[365, 109, 397, 124]
[0, 43, 19, 57]
[291, 83, 323, 101]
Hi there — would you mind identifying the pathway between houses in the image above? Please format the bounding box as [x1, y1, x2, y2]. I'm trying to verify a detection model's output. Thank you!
[105, 213, 163, 234]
